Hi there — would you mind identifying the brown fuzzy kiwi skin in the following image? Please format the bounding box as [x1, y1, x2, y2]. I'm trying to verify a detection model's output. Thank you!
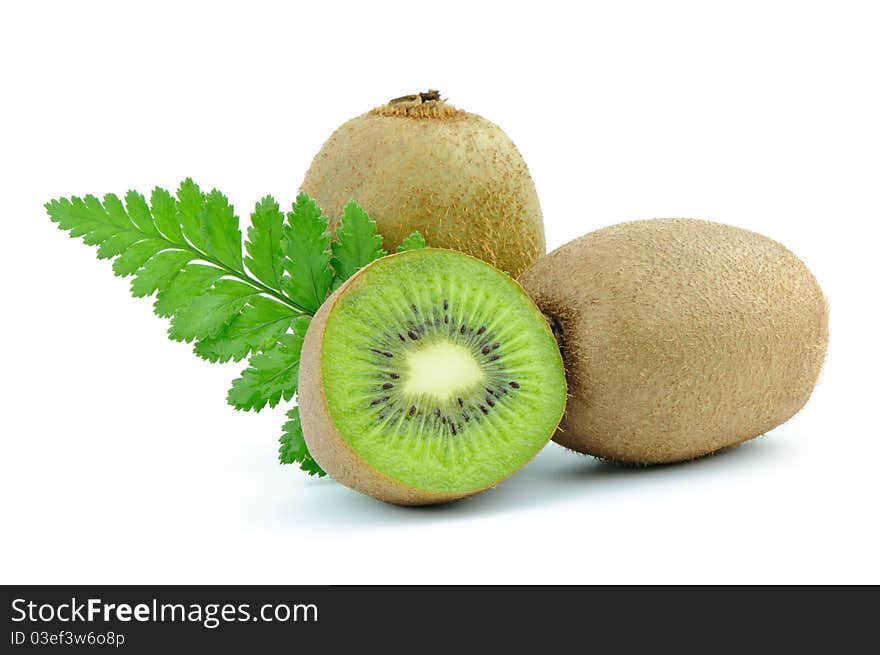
[298, 249, 564, 506]
[519, 219, 829, 465]
[300, 92, 545, 278]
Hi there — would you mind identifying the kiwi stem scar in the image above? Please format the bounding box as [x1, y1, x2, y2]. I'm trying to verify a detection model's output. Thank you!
[544, 313, 565, 353]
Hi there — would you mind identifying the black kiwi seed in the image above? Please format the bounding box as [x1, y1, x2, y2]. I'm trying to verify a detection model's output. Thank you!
[398, 333, 406, 342]
[481, 345, 491, 355]
[457, 397, 464, 407]
[443, 299, 448, 311]
[371, 397, 388, 406]
[382, 383, 394, 390]
[411, 304, 418, 314]
[489, 355, 499, 361]
[389, 373, 400, 379]
[441, 416, 447, 424]
[491, 342, 500, 350]
[460, 324, 467, 334]
[509, 381, 520, 389]
[479, 405, 489, 415]
[444, 315, 449, 324]
[463, 411, 470, 421]
[486, 397, 495, 408]
[477, 326, 486, 335]
[486, 388, 496, 396]
[450, 423, 457, 436]
[408, 406, 417, 417]
[434, 408, 441, 418]
[408, 330, 419, 340]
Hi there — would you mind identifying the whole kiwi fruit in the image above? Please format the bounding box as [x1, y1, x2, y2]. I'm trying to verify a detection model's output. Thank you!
[519, 219, 828, 464]
[300, 90, 545, 278]
[298, 248, 566, 505]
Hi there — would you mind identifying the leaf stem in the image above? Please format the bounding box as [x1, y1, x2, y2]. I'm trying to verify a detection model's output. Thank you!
[195, 248, 312, 315]
[129, 224, 314, 316]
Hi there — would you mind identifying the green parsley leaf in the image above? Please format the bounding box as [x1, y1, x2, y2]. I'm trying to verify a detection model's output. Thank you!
[227, 318, 309, 411]
[47, 180, 309, 319]
[199, 189, 243, 270]
[124, 190, 161, 237]
[281, 194, 334, 312]
[150, 186, 183, 243]
[112, 238, 167, 277]
[47, 184, 433, 480]
[396, 231, 427, 252]
[168, 279, 259, 342]
[102, 193, 135, 230]
[130, 250, 194, 298]
[175, 178, 208, 251]
[153, 264, 224, 318]
[194, 296, 298, 363]
[244, 196, 286, 290]
[279, 406, 326, 476]
[330, 200, 386, 285]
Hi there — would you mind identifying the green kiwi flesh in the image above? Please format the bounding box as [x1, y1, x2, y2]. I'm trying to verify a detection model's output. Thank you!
[298, 248, 566, 504]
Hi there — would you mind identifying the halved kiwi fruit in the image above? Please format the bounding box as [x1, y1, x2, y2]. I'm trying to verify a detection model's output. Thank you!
[298, 248, 566, 505]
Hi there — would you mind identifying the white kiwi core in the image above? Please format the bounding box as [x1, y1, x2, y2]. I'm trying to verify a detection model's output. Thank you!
[402, 341, 485, 401]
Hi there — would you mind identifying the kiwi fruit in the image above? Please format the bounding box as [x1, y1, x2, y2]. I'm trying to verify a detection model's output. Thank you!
[519, 219, 828, 464]
[300, 90, 545, 278]
[298, 248, 566, 505]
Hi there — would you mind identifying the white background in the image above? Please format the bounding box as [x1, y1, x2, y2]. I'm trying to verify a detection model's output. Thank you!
[1, 1, 878, 584]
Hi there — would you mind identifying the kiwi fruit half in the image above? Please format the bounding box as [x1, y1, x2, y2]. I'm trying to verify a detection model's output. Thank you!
[519, 219, 828, 465]
[300, 90, 545, 278]
[298, 248, 566, 505]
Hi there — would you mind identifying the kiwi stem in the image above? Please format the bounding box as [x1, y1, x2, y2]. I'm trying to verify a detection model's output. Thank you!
[389, 90, 441, 104]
